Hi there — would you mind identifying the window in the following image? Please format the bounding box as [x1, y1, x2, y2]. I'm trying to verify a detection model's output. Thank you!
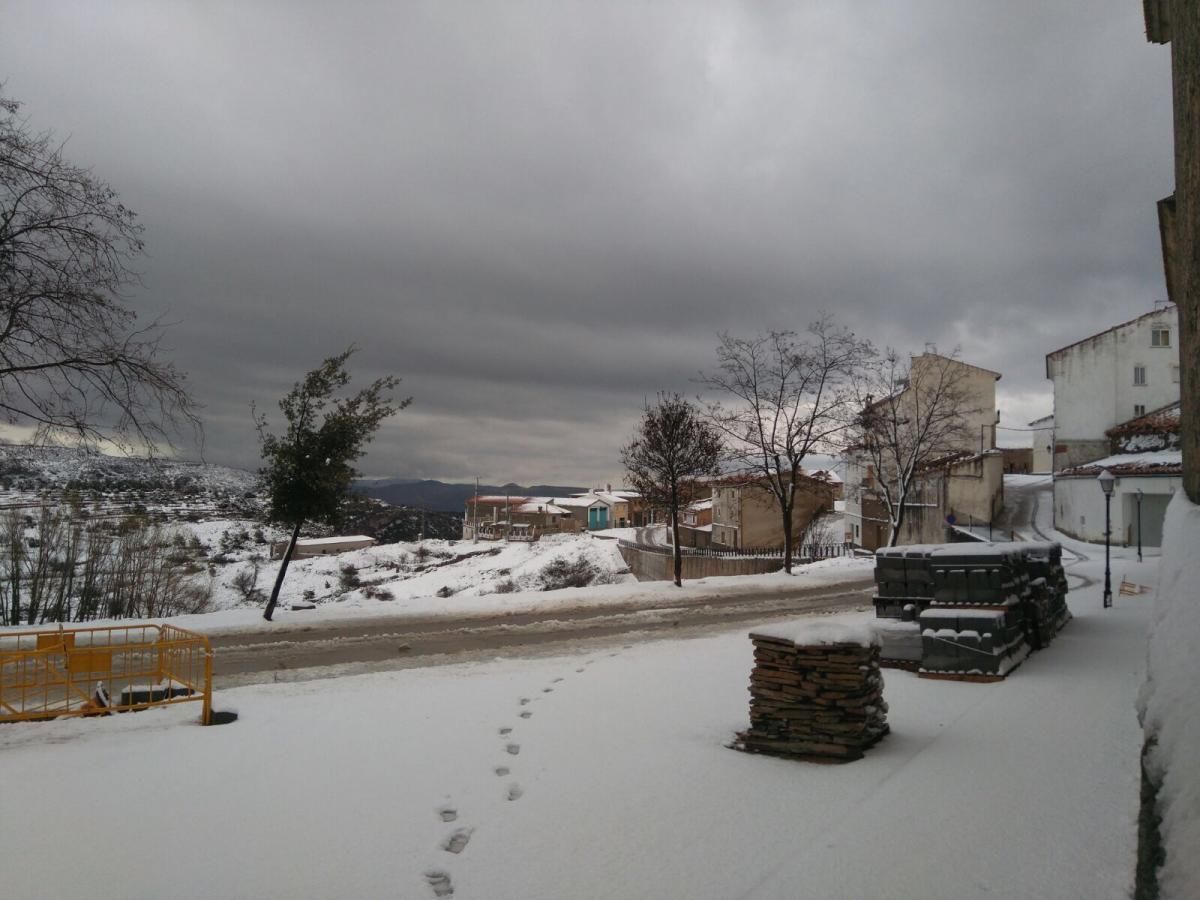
[1152, 327, 1171, 347]
[1172, 365, 1181, 384]
[1134, 404, 1146, 417]
[1134, 365, 1147, 386]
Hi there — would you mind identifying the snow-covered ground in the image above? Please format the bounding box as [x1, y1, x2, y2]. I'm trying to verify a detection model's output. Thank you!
[0, 522, 875, 637]
[1, 533, 1156, 899]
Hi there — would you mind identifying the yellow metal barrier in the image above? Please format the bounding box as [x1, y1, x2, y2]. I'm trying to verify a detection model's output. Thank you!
[0, 623, 213, 725]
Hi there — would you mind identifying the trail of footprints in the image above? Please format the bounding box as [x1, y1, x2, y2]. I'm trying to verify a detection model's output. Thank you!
[421, 655, 619, 897]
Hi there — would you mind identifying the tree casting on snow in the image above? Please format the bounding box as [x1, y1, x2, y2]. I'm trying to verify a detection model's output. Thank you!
[256, 348, 408, 621]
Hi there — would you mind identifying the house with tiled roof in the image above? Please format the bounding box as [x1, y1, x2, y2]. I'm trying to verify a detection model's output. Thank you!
[1052, 402, 1182, 547]
[462, 495, 579, 540]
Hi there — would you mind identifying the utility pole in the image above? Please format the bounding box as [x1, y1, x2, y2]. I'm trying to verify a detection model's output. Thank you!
[473, 476, 479, 543]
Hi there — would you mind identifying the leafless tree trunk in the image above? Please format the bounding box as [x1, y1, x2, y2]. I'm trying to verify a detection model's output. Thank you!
[853, 349, 981, 546]
[700, 318, 872, 572]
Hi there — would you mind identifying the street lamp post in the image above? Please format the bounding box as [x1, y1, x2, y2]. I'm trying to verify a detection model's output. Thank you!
[1098, 469, 1115, 608]
[1136, 489, 1143, 563]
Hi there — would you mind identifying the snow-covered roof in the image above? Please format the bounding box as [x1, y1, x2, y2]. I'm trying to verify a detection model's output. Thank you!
[593, 492, 630, 506]
[686, 498, 713, 511]
[808, 469, 843, 484]
[1106, 402, 1181, 437]
[1058, 450, 1183, 478]
[554, 495, 605, 509]
[514, 501, 569, 515]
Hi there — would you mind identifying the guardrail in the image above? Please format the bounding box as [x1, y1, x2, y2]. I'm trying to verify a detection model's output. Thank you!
[0, 623, 212, 724]
[617, 539, 856, 561]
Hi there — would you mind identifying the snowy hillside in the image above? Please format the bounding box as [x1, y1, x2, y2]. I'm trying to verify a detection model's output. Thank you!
[199, 532, 636, 615]
[0, 444, 257, 496]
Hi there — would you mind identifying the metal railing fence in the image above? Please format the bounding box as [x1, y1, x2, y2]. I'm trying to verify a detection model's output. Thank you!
[0, 623, 212, 724]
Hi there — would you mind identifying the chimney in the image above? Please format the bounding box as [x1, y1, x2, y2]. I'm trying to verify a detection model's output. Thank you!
[607, 483, 612, 492]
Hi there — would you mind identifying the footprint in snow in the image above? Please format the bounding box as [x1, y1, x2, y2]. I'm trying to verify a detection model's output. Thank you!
[552, 677, 564, 683]
[519, 711, 532, 719]
[576, 667, 584, 673]
[498, 727, 512, 735]
[437, 806, 457, 823]
[506, 743, 521, 755]
[519, 697, 530, 706]
[542, 687, 553, 693]
[424, 870, 454, 897]
[442, 828, 473, 854]
[494, 766, 510, 776]
[507, 783, 524, 801]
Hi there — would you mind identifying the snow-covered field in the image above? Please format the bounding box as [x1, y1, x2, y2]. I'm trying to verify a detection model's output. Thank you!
[0, 536, 1157, 899]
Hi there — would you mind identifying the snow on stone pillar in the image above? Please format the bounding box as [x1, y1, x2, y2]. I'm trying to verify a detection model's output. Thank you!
[733, 622, 888, 763]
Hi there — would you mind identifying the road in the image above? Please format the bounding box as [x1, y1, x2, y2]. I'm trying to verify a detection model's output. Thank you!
[998, 474, 1097, 589]
[211, 577, 876, 687]
[210, 480, 1087, 687]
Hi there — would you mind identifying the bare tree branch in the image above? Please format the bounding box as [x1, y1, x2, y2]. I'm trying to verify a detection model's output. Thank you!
[698, 316, 873, 572]
[850, 349, 982, 546]
[620, 393, 722, 586]
[0, 90, 199, 454]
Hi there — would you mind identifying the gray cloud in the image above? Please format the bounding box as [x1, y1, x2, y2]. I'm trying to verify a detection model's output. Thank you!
[1, 1, 1173, 483]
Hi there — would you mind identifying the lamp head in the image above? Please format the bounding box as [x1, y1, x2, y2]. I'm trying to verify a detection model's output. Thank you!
[1097, 468, 1116, 496]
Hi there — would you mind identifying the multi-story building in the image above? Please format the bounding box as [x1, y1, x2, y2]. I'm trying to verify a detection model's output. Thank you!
[1045, 304, 1181, 472]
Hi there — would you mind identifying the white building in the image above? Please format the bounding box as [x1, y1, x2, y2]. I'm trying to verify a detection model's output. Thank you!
[1029, 415, 1055, 474]
[1045, 304, 1180, 472]
[1053, 403, 1181, 547]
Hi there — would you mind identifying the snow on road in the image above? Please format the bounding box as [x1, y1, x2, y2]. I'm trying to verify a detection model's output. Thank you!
[0, 546, 1154, 899]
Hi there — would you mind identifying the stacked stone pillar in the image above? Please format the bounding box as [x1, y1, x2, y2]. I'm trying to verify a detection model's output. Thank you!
[734, 628, 888, 763]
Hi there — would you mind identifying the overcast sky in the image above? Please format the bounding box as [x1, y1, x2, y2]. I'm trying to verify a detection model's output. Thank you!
[1, 1, 1174, 486]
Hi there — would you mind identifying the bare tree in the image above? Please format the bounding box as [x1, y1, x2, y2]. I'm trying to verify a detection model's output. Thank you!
[0, 92, 198, 452]
[853, 349, 981, 546]
[699, 318, 872, 572]
[620, 393, 723, 587]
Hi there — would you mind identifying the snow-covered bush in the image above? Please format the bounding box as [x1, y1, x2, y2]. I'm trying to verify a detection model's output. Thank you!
[539, 555, 598, 591]
[338, 563, 361, 592]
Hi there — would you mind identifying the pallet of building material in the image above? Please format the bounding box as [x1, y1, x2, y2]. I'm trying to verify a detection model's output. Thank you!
[875, 619, 923, 670]
[917, 607, 1030, 680]
[733, 623, 889, 763]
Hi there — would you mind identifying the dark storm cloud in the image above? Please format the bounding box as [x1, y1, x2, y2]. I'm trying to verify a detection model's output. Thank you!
[0, 1, 1173, 483]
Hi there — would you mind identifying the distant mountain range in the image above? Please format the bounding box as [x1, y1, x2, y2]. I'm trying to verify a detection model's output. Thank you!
[354, 479, 588, 513]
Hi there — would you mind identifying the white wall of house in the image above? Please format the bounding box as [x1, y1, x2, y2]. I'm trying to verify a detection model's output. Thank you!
[1053, 473, 1180, 546]
[1030, 418, 1055, 473]
[1047, 306, 1180, 470]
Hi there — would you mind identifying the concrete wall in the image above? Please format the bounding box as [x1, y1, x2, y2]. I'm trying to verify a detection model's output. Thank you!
[1054, 474, 1181, 545]
[948, 452, 1005, 523]
[905, 354, 1000, 455]
[617, 543, 784, 581]
[1048, 306, 1180, 467]
[1032, 423, 1055, 473]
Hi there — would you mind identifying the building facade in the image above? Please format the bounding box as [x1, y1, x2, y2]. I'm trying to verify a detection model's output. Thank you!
[1045, 304, 1181, 471]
